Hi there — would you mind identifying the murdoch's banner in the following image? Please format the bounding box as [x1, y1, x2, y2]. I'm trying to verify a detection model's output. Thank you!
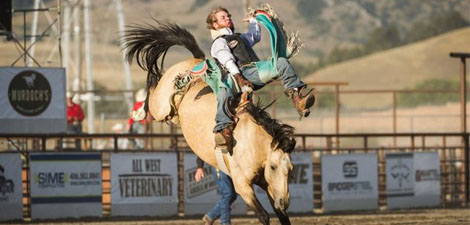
[29, 153, 102, 219]
[322, 153, 378, 212]
[0, 67, 66, 133]
[110, 153, 178, 216]
[0, 153, 23, 221]
[183, 153, 247, 215]
[255, 152, 314, 214]
[387, 152, 441, 209]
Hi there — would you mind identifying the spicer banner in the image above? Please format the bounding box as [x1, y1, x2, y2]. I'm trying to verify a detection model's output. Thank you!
[110, 153, 178, 216]
[0, 153, 23, 221]
[29, 153, 102, 219]
[387, 152, 441, 209]
[0, 67, 66, 133]
[183, 153, 247, 215]
[322, 153, 378, 212]
[255, 152, 314, 214]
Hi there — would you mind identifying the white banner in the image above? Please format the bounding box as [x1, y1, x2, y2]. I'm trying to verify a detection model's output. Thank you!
[386, 153, 415, 198]
[387, 152, 441, 209]
[255, 152, 314, 214]
[183, 153, 247, 215]
[29, 153, 102, 219]
[0, 67, 66, 133]
[322, 154, 378, 212]
[0, 153, 23, 221]
[110, 153, 178, 216]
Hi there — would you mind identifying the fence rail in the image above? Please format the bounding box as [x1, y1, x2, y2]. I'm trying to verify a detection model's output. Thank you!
[0, 132, 468, 218]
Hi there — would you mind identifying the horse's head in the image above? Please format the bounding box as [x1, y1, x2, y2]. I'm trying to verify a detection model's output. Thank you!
[243, 102, 296, 212]
[264, 147, 293, 212]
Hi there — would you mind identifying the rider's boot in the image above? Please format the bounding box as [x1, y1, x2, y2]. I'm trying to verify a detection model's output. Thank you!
[202, 214, 214, 225]
[285, 86, 316, 118]
[214, 125, 234, 155]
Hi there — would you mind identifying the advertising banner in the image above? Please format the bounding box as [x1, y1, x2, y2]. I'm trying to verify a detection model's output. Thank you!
[386, 153, 414, 198]
[183, 153, 247, 215]
[110, 153, 178, 216]
[29, 153, 102, 219]
[387, 152, 441, 209]
[322, 154, 378, 212]
[255, 152, 314, 214]
[0, 67, 66, 133]
[0, 153, 23, 221]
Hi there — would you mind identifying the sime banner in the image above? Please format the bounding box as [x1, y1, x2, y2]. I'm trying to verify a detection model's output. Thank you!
[387, 152, 441, 209]
[322, 153, 378, 212]
[0, 153, 23, 221]
[110, 153, 178, 216]
[255, 152, 314, 214]
[0, 67, 66, 133]
[183, 153, 247, 215]
[29, 153, 102, 219]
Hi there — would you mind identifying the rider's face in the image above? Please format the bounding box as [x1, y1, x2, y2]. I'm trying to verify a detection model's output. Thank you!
[213, 11, 233, 30]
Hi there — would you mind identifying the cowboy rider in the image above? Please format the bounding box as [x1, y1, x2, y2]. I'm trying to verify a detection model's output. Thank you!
[207, 7, 315, 153]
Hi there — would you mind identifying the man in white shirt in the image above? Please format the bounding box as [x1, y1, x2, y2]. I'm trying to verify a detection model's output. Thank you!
[207, 7, 315, 153]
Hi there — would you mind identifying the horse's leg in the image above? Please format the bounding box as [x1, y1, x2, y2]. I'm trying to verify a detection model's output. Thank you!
[232, 176, 270, 225]
[258, 182, 291, 225]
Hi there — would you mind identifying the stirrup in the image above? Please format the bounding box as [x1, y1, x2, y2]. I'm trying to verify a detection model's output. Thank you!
[214, 126, 234, 155]
[215, 134, 229, 154]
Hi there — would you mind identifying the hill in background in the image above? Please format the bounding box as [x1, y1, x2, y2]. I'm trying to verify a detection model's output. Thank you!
[305, 28, 470, 108]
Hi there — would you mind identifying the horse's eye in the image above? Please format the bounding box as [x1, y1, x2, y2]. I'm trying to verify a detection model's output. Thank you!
[271, 165, 276, 170]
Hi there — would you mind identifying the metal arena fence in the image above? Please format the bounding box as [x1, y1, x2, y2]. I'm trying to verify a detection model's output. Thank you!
[0, 132, 468, 219]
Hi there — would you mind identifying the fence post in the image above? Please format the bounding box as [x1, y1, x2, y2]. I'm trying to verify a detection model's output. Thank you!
[113, 136, 118, 152]
[464, 132, 469, 205]
[173, 135, 184, 216]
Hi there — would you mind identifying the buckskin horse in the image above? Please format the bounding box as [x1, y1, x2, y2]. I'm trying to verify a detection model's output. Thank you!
[124, 6, 302, 225]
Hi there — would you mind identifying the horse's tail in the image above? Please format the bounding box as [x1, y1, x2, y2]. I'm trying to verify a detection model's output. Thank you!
[123, 20, 205, 91]
[123, 20, 205, 113]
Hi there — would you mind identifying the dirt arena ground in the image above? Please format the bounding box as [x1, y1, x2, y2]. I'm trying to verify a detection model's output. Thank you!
[8, 208, 469, 225]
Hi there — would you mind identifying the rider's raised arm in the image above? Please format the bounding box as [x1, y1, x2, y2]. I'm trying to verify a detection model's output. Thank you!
[241, 18, 261, 47]
[211, 38, 241, 75]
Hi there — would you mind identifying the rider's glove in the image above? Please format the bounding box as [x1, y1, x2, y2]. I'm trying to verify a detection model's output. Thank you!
[233, 73, 253, 91]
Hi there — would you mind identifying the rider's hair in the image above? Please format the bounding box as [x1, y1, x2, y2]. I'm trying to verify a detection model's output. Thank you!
[206, 7, 230, 30]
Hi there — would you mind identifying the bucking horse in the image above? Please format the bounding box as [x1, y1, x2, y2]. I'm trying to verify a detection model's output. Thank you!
[123, 5, 304, 225]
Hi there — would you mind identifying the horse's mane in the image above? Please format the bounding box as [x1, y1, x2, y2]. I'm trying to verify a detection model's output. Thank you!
[245, 101, 296, 153]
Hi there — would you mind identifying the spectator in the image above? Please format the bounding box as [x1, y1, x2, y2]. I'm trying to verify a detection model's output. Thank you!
[111, 123, 129, 149]
[65, 91, 84, 150]
[195, 157, 237, 225]
[127, 89, 148, 149]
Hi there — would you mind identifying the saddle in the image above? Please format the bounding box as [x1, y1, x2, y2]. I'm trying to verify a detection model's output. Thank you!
[164, 60, 252, 127]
